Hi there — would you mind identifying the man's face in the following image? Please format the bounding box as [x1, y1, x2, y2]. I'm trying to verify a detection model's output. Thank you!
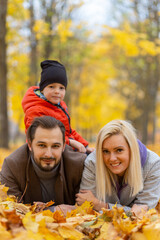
[28, 126, 65, 171]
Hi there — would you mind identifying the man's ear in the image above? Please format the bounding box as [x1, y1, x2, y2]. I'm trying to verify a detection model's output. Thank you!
[28, 141, 32, 151]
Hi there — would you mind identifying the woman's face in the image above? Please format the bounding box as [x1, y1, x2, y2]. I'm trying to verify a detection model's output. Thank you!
[102, 134, 130, 176]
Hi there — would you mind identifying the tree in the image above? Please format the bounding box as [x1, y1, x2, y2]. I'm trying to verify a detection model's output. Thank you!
[106, 0, 160, 144]
[28, 0, 38, 86]
[0, 0, 8, 148]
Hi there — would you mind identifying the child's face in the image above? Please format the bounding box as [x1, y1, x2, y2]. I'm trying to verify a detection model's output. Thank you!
[41, 83, 66, 104]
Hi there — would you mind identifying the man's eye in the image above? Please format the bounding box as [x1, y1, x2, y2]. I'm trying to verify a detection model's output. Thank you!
[60, 87, 65, 90]
[52, 145, 60, 148]
[38, 144, 45, 148]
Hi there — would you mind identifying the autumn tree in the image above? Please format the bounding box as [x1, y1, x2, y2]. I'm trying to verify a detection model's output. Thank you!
[28, 0, 38, 86]
[106, 0, 160, 144]
[0, 0, 8, 148]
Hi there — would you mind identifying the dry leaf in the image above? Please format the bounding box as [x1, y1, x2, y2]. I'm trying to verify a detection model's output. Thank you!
[58, 225, 84, 239]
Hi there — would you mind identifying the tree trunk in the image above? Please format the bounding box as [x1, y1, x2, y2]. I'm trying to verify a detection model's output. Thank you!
[28, 0, 38, 86]
[0, 0, 8, 148]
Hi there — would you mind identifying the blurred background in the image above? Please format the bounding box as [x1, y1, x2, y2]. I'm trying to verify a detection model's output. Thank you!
[1, 0, 160, 154]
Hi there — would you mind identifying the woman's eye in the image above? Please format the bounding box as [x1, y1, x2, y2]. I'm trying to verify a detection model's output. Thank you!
[103, 150, 109, 154]
[117, 148, 123, 152]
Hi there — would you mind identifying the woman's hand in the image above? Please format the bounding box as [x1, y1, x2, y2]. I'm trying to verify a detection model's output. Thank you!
[76, 190, 96, 205]
[69, 139, 86, 153]
[76, 190, 108, 211]
[131, 204, 148, 217]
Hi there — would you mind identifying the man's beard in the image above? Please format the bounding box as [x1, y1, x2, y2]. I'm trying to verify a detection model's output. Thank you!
[31, 151, 58, 172]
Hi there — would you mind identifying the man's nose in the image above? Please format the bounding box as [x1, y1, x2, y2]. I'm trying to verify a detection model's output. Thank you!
[44, 148, 53, 157]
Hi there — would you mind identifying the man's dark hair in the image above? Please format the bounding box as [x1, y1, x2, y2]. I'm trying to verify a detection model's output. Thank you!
[27, 116, 65, 143]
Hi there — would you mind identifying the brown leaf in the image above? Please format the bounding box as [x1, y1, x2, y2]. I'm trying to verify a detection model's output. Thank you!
[53, 210, 66, 223]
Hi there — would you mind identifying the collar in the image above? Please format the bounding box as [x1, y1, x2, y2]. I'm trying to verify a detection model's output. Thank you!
[137, 139, 147, 167]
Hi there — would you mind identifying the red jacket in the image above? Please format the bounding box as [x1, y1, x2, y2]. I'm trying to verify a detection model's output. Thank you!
[22, 86, 88, 147]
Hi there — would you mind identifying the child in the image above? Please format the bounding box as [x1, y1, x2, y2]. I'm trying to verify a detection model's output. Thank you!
[22, 60, 94, 153]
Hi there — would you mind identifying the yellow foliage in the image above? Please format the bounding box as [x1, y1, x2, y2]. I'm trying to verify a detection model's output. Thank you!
[108, 27, 139, 57]
[0, 184, 160, 239]
[0, 148, 13, 169]
[8, 0, 29, 20]
[138, 40, 157, 56]
[57, 19, 73, 42]
[33, 20, 52, 40]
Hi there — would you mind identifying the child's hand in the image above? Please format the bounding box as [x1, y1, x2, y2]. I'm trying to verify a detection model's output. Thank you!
[86, 146, 94, 153]
[69, 139, 86, 153]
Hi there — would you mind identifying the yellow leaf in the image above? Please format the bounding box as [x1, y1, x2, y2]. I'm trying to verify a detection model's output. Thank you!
[0, 223, 12, 240]
[0, 185, 9, 201]
[39, 222, 63, 240]
[131, 232, 147, 240]
[142, 222, 160, 240]
[22, 212, 39, 233]
[58, 225, 84, 239]
[97, 222, 118, 240]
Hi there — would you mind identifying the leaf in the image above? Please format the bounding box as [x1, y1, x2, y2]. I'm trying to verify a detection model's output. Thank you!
[131, 232, 147, 240]
[31, 201, 54, 213]
[75, 201, 96, 216]
[0, 185, 9, 201]
[142, 221, 160, 240]
[22, 212, 39, 233]
[53, 211, 66, 223]
[0, 223, 12, 239]
[58, 225, 84, 240]
[97, 222, 118, 240]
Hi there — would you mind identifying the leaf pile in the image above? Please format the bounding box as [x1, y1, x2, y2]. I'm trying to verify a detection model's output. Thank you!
[0, 186, 160, 239]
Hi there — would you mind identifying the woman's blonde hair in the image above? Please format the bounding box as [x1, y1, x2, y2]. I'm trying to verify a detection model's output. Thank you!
[96, 119, 143, 202]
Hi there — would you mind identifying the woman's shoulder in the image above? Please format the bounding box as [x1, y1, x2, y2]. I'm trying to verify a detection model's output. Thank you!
[146, 149, 160, 163]
[143, 148, 160, 173]
[85, 150, 96, 166]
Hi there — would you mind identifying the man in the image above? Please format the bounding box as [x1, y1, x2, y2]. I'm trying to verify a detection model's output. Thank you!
[0, 116, 86, 207]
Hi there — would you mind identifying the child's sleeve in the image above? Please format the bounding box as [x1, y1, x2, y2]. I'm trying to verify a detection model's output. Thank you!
[70, 129, 89, 147]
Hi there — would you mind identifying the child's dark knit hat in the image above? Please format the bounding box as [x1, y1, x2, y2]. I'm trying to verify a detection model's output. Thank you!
[39, 60, 68, 91]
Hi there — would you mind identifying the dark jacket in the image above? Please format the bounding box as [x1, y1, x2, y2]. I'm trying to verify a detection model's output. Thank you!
[22, 86, 89, 146]
[0, 144, 86, 205]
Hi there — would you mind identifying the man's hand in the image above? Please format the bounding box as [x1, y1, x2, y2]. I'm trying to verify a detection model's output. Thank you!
[54, 204, 76, 216]
[69, 139, 86, 153]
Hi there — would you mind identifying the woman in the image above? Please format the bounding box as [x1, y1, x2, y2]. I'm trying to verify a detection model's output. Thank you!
[76, 120, 160, 215]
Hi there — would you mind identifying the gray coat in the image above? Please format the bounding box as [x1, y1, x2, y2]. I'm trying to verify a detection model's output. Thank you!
[80, 149, 160, 211]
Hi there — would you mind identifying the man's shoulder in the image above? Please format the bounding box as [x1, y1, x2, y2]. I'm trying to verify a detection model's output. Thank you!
[62, 145, 86, 166]
[5, 143, 29, 164]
